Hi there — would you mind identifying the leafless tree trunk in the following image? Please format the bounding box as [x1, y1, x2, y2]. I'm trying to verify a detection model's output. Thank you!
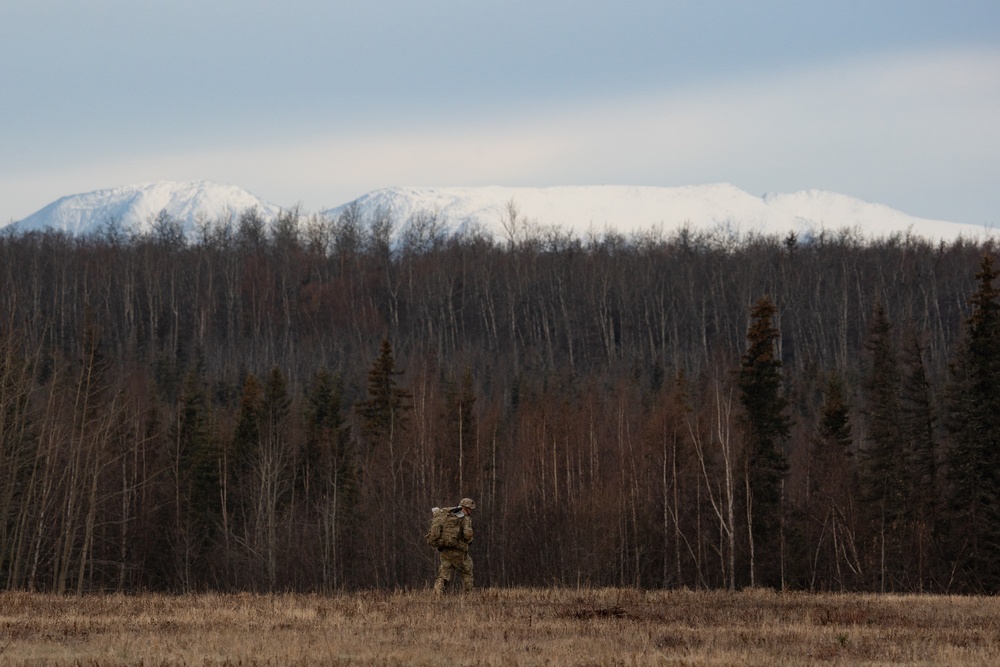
[689, 381, 737, 590]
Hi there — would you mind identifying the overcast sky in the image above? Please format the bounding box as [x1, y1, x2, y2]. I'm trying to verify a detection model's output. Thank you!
[2, 1, 998, 225]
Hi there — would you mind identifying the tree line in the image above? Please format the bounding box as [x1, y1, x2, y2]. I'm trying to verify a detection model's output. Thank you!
[0, 206, 998, 593]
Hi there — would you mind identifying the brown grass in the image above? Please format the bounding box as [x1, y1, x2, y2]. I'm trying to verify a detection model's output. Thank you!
[0, 587, 997, 665]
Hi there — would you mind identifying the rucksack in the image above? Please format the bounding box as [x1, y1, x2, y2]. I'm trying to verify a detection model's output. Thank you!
[426, 507, 463, 549]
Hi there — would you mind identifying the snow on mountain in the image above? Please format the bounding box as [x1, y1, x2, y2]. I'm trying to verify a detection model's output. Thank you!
[7, 181, 282, 237]
[325, 184, 991, 243]
[7, 181, 991, 243]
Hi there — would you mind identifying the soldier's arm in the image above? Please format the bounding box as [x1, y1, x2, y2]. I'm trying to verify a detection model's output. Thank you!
[462, 515, 473, 543]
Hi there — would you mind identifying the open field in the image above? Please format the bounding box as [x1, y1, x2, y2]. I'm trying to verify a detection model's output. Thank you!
[0, 587, 998, 666]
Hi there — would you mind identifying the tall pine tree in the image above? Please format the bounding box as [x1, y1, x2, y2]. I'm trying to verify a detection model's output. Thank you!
[807, 372, 860, 591]
[859, 302, 907, 591]
[357, 338, 412, 451]
[945, 255, 1000, 592]
[171, 359, 219, 590]
[356, 337, 413, 586]
[737, 295, 790, 589]
[304, 369, 358, 590]
[898, 325, 939, 590]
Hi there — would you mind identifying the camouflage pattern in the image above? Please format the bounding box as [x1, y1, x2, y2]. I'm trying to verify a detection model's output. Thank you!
[434, 548, 473, 594]
[434, 512, 474, 594]
[427, 507, 464, 549]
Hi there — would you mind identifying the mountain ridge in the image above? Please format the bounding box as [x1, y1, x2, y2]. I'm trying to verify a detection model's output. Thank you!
[8, 181, 283, 238]
[323, 184, 991, 242]
[5, 180, 992, 242]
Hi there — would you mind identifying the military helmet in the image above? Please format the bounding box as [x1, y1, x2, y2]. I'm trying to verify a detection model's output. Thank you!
[459, 498, 476, 510]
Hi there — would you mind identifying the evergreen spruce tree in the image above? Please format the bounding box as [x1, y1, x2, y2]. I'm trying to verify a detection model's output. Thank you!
[232, 373, 264, 483]
[357, 338, 412, 449]
[811, 373, 856, 522]
[172, 360, 219, 588]
[806, 372, 859, 590]
[176, 365, 218, 524]
[898, 326, 939, 590]
[816, 374, 853, 460]
[263, 366, 291, 452]
[945, 255, 1000, 592]
[357, 338, 413, 586]
[303, 369, 356, 504]
[304, 369, 358, 589]
[859, 303, 907, 591]
[737, 295, 791, 588]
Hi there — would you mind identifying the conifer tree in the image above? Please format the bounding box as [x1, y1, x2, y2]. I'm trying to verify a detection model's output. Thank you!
[807, 372, 859, 590]
[263, 367, 291, 452]
[303, 369, 355, 504]
[859, 303, 907, 591]
[810, 373, 856, 527]
[226, 373, 264, 582]
[357, 338, 412, 449]
[176, 366, 217, 521]
[171, 361, 219, 589]
[356, 338, 413, 586]
[231, 373, 264, 482]
[304, 369, 358, 589]
[899, 328, 937, 514]
[944, 255, 1000, 591]
[860, 305, 904, 507]
[737, 295, 790, 588]
[898, 326, 939, 590]
[816, 374, 853, 460]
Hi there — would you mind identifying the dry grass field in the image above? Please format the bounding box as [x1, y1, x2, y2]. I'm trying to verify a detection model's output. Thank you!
[0, 587, 998, 666]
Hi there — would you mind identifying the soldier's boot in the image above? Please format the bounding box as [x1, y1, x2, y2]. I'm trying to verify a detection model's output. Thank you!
[461, 575, 473, 593]
[433, 577, 446, 596]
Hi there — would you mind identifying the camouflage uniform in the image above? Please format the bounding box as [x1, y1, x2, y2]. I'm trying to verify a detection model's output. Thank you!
[434, 498, 475, 594]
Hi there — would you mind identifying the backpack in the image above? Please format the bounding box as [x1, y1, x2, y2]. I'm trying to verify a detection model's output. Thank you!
[426, 507, 463, 549]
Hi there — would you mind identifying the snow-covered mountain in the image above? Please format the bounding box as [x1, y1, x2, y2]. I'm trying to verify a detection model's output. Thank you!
[7, 181, 282, 237]
[325, 184, 991, 242]
[6, 181, 991, 243]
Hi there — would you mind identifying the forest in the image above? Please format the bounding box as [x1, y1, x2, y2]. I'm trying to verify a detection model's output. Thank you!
[0, 204, 998, 595]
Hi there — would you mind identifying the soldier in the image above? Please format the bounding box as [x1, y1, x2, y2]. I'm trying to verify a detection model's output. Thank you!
[434, 497, 475, 595]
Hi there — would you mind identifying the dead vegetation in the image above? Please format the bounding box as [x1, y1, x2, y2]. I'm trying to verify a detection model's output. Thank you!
[0, 587, 997, 665]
